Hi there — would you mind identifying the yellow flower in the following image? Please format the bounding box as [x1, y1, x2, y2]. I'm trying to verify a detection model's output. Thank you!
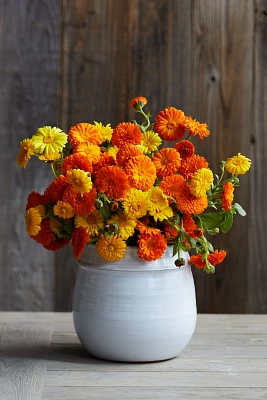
[32, 126, 67, 155]
[25, 207, 42, 236]
[35, 205, 46, 218]
[54, 201, 74, 219]
[121, 188, 150, 219]
[38, 152, 61, 162]
[75, 210, 104, 236]
[108, 210, 136, 240]
[74, 142, 101, 163]
[66, 169, 92, 194]
[96, 234, 126, 262]
[225, 153, 252, 175]
[147, 186, 173, 221]
[189, 168, 213, 197]
[107, 145, 119, 159]
[138, 131, 162, 154]
[16, 138, 35, 168]
[150, 206, 173, 222]
[50, 219, 61, 234]
[94, 121, 113, 142]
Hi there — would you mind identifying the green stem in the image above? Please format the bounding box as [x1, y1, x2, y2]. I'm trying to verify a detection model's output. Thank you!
[51, 163, 57, 178]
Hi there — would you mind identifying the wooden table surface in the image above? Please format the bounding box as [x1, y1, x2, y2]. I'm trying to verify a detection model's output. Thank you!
[0, 313, 266, 399]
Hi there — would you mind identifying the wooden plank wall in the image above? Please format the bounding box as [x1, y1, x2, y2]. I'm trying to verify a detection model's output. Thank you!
[0, 0, 266, 313]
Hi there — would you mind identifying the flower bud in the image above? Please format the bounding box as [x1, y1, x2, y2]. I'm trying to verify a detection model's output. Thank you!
[175, 258, 185, 267]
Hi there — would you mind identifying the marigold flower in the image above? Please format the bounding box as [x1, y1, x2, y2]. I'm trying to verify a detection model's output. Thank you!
[174, 140, 195, 158]
[154, 107, 186, 141]
[62, 186, 96, 216]
[225, 153, 251, 175]
[159, 174, 185, 197]
[163, 224, 178, 239]
[66, 169, 92, 195]
[125, 155, 156, 190]
[112, 122, 142, 148]
[138, 131, 162, 154]
[26, 192, 44, 210]
[95, 166, 129, 199]
[25, 207, 42, 236]
[32, 219, 54, 245]
[222, 182, 234, 211]
[179, 154, 209, 180]
[152, 148, 181, 178]
[75, 210, 104, 236]
[35, 205, 46, 218]
[190, 250, 226, 269]
[107, 145, 119, 159]
[136, 219, 161, 236]
[138, 232, 167, 261]
[183, 214, 203, 239]
[92, 152, 116, 178]
[62, 154, 92, 176]
[94, 121, 113, 142]
[147, 186, 169, 217]
[44, 238, 70, 251]
[32, 126, 67, 155]
[96, 234, 126, 262]
[72, 227, 91, 259]
[108, 210, 136, 240]
[43, 175, 68, 203]
[129, 96, 147, 109]
[73, 142, 101, 163]
[189, 168, 213, 198]
[50, 219, 61, 234]
[116, 144, 143, 168]
[175, 183, 208, 214]
[122, 189, 150, 219]
[16, 138, 35, 168]
[54, 201, 74, 219]
[181, 116, 210, 139]
[68, 123, 103, 147]
[38, 152, 61, 162]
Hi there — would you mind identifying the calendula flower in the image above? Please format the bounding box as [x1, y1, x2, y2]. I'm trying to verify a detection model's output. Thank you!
[26, 191, 44, 210]
[129, 96, 147, 109]
[183, 214, 203, 239]
[94, 121, 113, 142]
[190, 250, 226, 269]
[62, 154, 92, 175]
[152, 148, 181, 178]
[95, 166, 129, 199]
[44, 238, 70, 251]
[147, 186, 169, 210]
[122, 188, 150, 219]
[108, 210, 136, 240]
[72, 227, 91, 259]
[112, 122, 142, 148]
[92, 152, 116, 178]
[38, 152, 61, 162]
[150, 206, 174, 222]
[154, 107, 186, 141]
[32, 219, 54, 245]
[32, 126, 67, 155]
[50, 219, 61, 234]
[35, 205, 46, 218]
[25, 207, 42, 236]
[138, 232, 167, 261]
[164, 224, 178, 239]
[43, 175, 68, 203]
[225, 153, 251, 175]
[54, 201, 74, 219]
[159, 174, 185, 197]
[222, 182, 234, 211]
[138, 131, 162, 154]
[181, 116, 210, 139]
[68, 123, 103, 147]
[16, 138, 35, 168]
[63, 186, 97, 216]
[175, 183, 208, 214]
[189, 168, 213, 197]
[125, 155, 156, 190]
[73, 142, 101, 163]
[96, 234, 126, 262]
[116, 145, 143, 168]
[107, 145, 119, 159]
[136, 219, 161, 236]
[66, 169, 92, 194]
[179, 154, 209, 180]
[75, 210, 104, 236]
[174, 140, 195, 158]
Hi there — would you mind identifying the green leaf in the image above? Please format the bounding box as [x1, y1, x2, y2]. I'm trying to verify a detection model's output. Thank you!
[199, 212, 225, 230]
[184, 233, 196, 248]
[207, 241, 214, 252]
[220, 212, 233, 233]
[232, 203, 246, 217]
[172, 243, 179, 257]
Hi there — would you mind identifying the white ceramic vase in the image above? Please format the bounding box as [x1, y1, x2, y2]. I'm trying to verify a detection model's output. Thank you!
[72, 245, 197, 362]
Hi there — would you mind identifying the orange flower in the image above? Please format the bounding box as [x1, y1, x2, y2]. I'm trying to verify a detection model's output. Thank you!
[222, 182, 234, 211]
[72, 227, 91, 259]
[112, 122, 142, 148]
[43, 238, 70, 251]
[26, 192, 44, 210]
[163, 224, 178, 239]
[116, 144, 143, 168]
[136, 219, 161, 236]
[154, 107, 186, 141]
[68, 123, 103, 147]
[138, 232, 167, 261]
[73, 142, 101, 163]
[125, 155, 156, 190]
[182, 116, 210, 139]
[31, 219, 54, 245]
[174, 140, 195, 159]
[129, 96, 147, 109]
[159, 174, 185, 197]
[190, 250, 226, 269]
[179, 154, 209, 180]
[175, 183, 208, 214]
[62, 154, 92, 176]
[92, 152, 116, 178]
[43, 175, 68, 203]
[62, 186, 96, 216]
[152, 148, 181, 178]
[95, 166, 129, 199]
[183, 213, 203, 239]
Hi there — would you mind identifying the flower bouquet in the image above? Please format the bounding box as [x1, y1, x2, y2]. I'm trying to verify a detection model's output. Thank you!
[17, 96, 251, 273]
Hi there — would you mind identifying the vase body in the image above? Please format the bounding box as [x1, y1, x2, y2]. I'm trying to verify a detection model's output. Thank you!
[72, 245, 197, 362]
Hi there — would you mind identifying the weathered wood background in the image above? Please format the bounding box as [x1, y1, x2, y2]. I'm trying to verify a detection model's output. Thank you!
[0, 0, 266, 313]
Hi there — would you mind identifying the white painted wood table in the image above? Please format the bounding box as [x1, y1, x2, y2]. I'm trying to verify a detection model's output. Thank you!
[0, 313, 267, 399]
